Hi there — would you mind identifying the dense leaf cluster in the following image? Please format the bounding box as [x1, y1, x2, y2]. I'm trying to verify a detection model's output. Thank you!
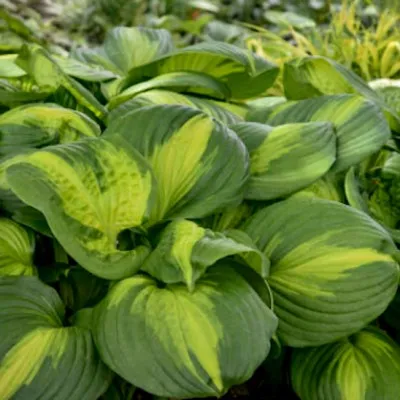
[1, 22, 400, 400]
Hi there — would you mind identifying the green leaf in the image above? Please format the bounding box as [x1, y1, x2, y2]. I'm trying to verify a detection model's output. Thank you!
[264, 11, 316, 29]
[0, 104, 100, 156]
[0, 276, 112, 400]
[290, 174, 344, 202]
[100, 377, 136, 400]
[0, 218, 35, 276]
[291, 326, 400, 400]
[141, 219, 269, 290]
[261, 94, 391, 172]
[201, 203, 252, 232]
[0, 151, 33, 213]
[369, 78, 400, 118]
[344, 167, 370, 214]
[92, 265, 278, 398]
[0, 54, 25, 78]
[73, 27, 174, 77]
[242, 197, 399, 347]
[59, 268, 109, 312]
[0, 82, 49, 107]
[16, 45, 107, 120]
[108, 89, 242, 125]
[0, 31, 25, 52]
[0, 8, 42, 42]
[55, 56, 118, 82]
[231, 121, 336, 200]
[11, 206, 53, 237]
[345, 155, 400, 243]
[108, 72, 231, 109]
[124, 41, 279, 100]
[105, 104, 249, 224]
[283, 56, 400, 131]
[5, 137, 156, 280]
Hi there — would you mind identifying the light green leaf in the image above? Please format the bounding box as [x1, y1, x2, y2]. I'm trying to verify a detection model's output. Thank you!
[264, 11, 316, 29]
[201, 203, 253, 232]
[189, 0, 220, 12]
[261, 94, 391, 172]
[0, 151, 34, 213]
[291, 173, 344, 202]
[231, 121, 336, 200]
[0, 276, 112, 400]
[73, 27, 174, 77]
[246, 96, 287, 122]
[105, 104, 249, 224]
[0, 218, 35, 276]
[54, 56, 118, 82]
[108, 71, 230, 109]
[92, 265, 278, 398]
[108, 89, 242, 125]
[0, 104, 100, 156]
[203, 20, 249, 44]
[6, 137, 156, 280]
[141, 219, 269, 290]
[291, 326, 400, 400]
[242, 197, 399, 347]
[345, 157, 400, 243]
[369, 78, 400, 118]
[283, 56, 400, 131]
[0, 8, 42, 45]
[124, 41, 279, 100]
[0, 54, 25, 78]
[344, 167, 370, 214]
[16, 45, 107, 119]
[0, 31, 25, 52]
[0, 80, 49, 107]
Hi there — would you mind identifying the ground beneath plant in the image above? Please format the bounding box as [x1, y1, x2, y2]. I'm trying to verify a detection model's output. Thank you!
[133, 369, 300, 400]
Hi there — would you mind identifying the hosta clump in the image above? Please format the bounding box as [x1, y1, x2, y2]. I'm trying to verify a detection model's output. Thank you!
[2, 24, 400, 400]
[5, 105, 249, 280]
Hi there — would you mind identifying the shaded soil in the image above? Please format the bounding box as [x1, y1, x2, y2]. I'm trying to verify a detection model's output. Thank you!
[133, 368, 299, 400]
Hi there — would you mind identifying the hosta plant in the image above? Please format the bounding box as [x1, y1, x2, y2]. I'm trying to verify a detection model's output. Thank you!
[1, 24, 400, 400]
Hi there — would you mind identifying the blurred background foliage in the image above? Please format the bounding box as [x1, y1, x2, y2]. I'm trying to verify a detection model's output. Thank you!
[0, 0, 399, 92]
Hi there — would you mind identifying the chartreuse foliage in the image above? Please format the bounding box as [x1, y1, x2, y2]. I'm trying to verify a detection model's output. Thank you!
[2, 24, 400, 400]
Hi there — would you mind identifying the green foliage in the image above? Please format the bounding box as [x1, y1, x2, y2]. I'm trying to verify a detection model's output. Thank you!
[1, 5, 400, 399]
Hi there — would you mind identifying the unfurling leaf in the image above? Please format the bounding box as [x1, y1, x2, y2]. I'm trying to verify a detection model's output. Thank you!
[141, 219, 269, 290]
